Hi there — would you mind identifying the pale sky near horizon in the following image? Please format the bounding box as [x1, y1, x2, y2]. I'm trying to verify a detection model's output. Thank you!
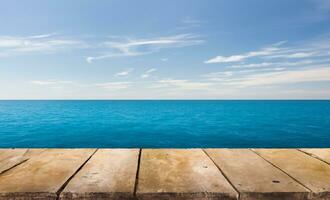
[1, 0, 330, 99]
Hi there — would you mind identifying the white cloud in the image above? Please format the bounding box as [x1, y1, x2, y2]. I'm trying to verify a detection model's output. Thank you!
[227, 60, 314, 69]
[205, 38, 330, 64]
[141, 68, 157, 78]
[161, 58, 168, 61]
[28, 34, 57, 39]
[205, 46, 280, 63]
[31, 79, 131, 91]
[0, 34, 85, 57]
[229, 62, 274, 68]
[202, 71, 234, 81]
[86, 57, 94, 63]
[226, 67, 330, 87]
[153, 79, 212, 90]
[31, 80, 74, 85]
[94, 82, 131, 90]
[86, 34, 203, 62]
[115, 68, 134, 77]
[266, 52, 317, 59]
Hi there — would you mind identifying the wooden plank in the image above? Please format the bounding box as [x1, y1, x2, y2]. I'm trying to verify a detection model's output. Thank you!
[300, 149, 330, 164]
[0, 149, 96, 200]
[254, 149, 330, 199]
[0, 149, 27, 162]
[205, 149, 309, 200]
[60, 149, 139, 200]
[0, 149, 28, 173]
[136, 149, 238, 200]
[0, 149, 45, 174]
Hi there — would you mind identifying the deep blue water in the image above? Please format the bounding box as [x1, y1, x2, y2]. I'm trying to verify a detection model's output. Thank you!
[0, 100, 329, 148]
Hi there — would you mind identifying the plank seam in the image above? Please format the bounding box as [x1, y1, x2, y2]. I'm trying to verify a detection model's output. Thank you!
[0, 159, 28, 175]
[250, 149, 313, 193]
[22, 149, 30, 157]
[22, 148, 46, 157]
[55, 148, 99, 200]
[0, 149, 27, 163]
[298, 149, 330, 166]
[202, 149, 240, 200]
[133, 148, 142, 198]
[0, 148, 42, 175]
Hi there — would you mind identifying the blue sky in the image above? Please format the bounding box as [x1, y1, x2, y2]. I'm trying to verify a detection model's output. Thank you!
[0, 0, 330, 99]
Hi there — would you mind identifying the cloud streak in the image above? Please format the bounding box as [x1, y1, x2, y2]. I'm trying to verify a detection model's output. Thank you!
[153, 79, 212, 90]
[0, 34, 85, 57]
[31, 80, 74, 85]
[205, 43, 282, 63]
[115, 68, 134, 77]
[205, 39, 330, 64]
[86, 34, 204, 63]
[94, 82, 131, 90]
[141, 68, 157, 78]
[229, 67, 330, 88]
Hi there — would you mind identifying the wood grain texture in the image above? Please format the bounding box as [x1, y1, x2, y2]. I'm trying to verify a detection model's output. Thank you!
[0, 149, 45, 174]
[300, 149, 330, 164]
[254, 149, 330, 200]
[136, 149, 238, 200]
[205, 149, 309, 200]
[60, 149, 139, 200]
[0, 149, 95, 200]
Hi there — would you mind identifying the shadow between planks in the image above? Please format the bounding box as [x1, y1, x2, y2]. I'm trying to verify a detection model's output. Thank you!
[0, 148, 329, 200]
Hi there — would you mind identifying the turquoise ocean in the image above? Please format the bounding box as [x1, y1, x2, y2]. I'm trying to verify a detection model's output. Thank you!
[0, 100, 329, 148]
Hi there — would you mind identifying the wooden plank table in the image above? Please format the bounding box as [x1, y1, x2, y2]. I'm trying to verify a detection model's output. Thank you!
[0, 148, 329, 200]
[136, 149, 238, 200]
[0, 149, 45, 174]
[300, 149, 330, 164]
[0, 149, 96, 200]
[60, 149, 139, 200]
[205, 149, 309, 200]
[253, 149, 330, 200]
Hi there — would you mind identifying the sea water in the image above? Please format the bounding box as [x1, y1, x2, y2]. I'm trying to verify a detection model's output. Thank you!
[0, 100, 329, 148]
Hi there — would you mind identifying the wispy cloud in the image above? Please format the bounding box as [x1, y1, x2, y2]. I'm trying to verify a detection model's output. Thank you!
[153, 79, 212, 90]
[115, 68, 134, 77]
[202, 71, 234, 81]
[226, 60, 314, 69]
[228, 67, 330, 88]
[0, 34, 85, 57]
[141, 68, 157, 78]
[203, 61, 330, 88]
[205, 38, 330, 64]
[94, 82, 131, 90]
[31, 79, 132, 91]
[202, 37, 330, 88]
[205, 43, 283, 63]
[86, 34, 204, 63]
[31, 80, 74, 85]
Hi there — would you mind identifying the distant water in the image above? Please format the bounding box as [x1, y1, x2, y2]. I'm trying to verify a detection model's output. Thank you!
[0, 100, 329, 148]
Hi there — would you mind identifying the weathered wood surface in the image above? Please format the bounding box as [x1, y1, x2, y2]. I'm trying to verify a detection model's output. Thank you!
[0, 148, 330, 200]
[0, 149, 27, 162]
[300, 148, 330, 164]
[254, 149, 330, 200]
[60, 149, 139, 200]
[0, 148, 45, 174]
[205, 149, 309, 200]
[0, 149, 95, 200]
[136, 149, 238, 200]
